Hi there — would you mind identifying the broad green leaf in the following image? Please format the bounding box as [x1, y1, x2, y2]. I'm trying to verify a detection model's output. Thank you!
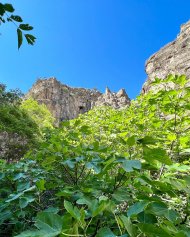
[13, 172, 25, 180]
[147, 202, 168, 216]
[127, 201, 149, 217]
[120, 215, 137, 237]
[3, 3, 14, 12]
[19, 196, 35, 208]
[43, 207, 59, 214]
[56, 189, 74, 197]
[164, 209, 180, 223]
[121, 160, 141, 172]
[10, 15, 23, 22]
[138, 223, 172, 237]
[19, 24, 33, 31]
[143, 146, 172, 165]
[76, 196, 91, 206]
[146, 202, 180, 222]
[6, 192, 23, 202]
[64, 200, 80, 220]
[62, 159, 76, 169]
[35, 212, 63, 235]
[23, 186, 36, 193]
[137, 211, 157, 224]
[17, 181, 30, 192]
[96, 227, 116, 237]
[92, 200, 109, 217]
[15, 230, 46, 237]
[86, 161, 101, 173]
[112, 188, 131, 202]
[126, 136, 136, 146]
[36, 179, 46, 191]
[137, 136, 157, 145]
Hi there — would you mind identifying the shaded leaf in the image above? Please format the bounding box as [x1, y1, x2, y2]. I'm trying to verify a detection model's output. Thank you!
[120, 215, 137, 237]
[17, 28, 23, 49]
[25, 34, 36, 45]
[127, 201, 149, 217]
[19, 24, 33, 31]
[64, 200, 80, 220]
[121, 160, 141, 172]
[137, 211, 157, 224]
[96, 227, 116, 237]
[11, 14, 23, 22]
[3, 3, 14, 12]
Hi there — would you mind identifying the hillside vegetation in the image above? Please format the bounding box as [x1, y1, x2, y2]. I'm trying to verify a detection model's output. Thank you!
[1, 75, 190, 236]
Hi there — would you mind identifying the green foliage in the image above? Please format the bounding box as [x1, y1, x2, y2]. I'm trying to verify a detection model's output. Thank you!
[1, 75, 190, 236]
[0, 85, 38, 137]
[0, 85, 40, 161]
[20, 98, 55, 130]
[0, 83, 22, 105]
[0, 159, 46, 236]
[0, 2, 36, 48]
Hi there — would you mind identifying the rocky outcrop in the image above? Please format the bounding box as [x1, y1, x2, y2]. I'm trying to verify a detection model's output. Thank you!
[27, 78, 130, 124]
[95, 87, 130, 108]
[143, 20, 190, 92]
[0, 132, 28, 162]
[27, 78, 101, 124]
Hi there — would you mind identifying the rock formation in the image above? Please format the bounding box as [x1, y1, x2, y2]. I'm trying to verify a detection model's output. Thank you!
[27, 78, 130, 124]
[143, 20, 190, 92]
[0, 132, 28, 162]
[95, 87, 130, 108]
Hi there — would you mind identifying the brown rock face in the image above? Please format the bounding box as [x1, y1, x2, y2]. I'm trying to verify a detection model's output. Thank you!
[143, 20, 190, 92]
[27, 78, 102, 124]
[27, 78, 130, 124]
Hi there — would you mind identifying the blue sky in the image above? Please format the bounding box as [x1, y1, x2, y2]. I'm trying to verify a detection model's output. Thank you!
[1, 0, 190, 98]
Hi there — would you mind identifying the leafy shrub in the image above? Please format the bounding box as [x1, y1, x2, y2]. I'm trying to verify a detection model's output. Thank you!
[1, 75, 190, 236]
[0, 85, 40, 161]
[20, 98, 55, 130]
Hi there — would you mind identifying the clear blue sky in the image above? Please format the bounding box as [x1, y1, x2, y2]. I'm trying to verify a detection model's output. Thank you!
[1, 0, 190, 98]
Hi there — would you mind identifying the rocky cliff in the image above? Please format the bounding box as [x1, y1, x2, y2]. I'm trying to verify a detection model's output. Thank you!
[27, 78, 130, 123]
[143, 20, 190, 92]
[95, 87, 130, 108]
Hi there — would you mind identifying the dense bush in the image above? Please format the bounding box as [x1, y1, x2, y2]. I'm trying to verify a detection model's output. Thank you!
[1, 75, 190, 236]
[0, 85, 39, 162]
[0, 85, 54, 162]
[20, 98, 54, 130]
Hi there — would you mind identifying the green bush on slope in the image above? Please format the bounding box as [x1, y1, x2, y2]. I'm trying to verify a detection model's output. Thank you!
[20, 98, 54, 130]
[0, 85, 54, 162]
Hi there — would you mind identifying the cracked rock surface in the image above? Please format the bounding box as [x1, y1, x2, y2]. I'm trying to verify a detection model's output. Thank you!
[27, 78, 130, 124]
[143, 20, 190, 92]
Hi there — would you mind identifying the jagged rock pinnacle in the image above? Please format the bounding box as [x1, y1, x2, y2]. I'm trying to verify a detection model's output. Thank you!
[105, 86, 111, 95]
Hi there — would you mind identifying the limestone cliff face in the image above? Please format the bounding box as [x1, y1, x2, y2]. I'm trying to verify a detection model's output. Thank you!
[27, 78, 130, 123]
[143, 20, 190, 92]
[95, 87, 130, 108]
